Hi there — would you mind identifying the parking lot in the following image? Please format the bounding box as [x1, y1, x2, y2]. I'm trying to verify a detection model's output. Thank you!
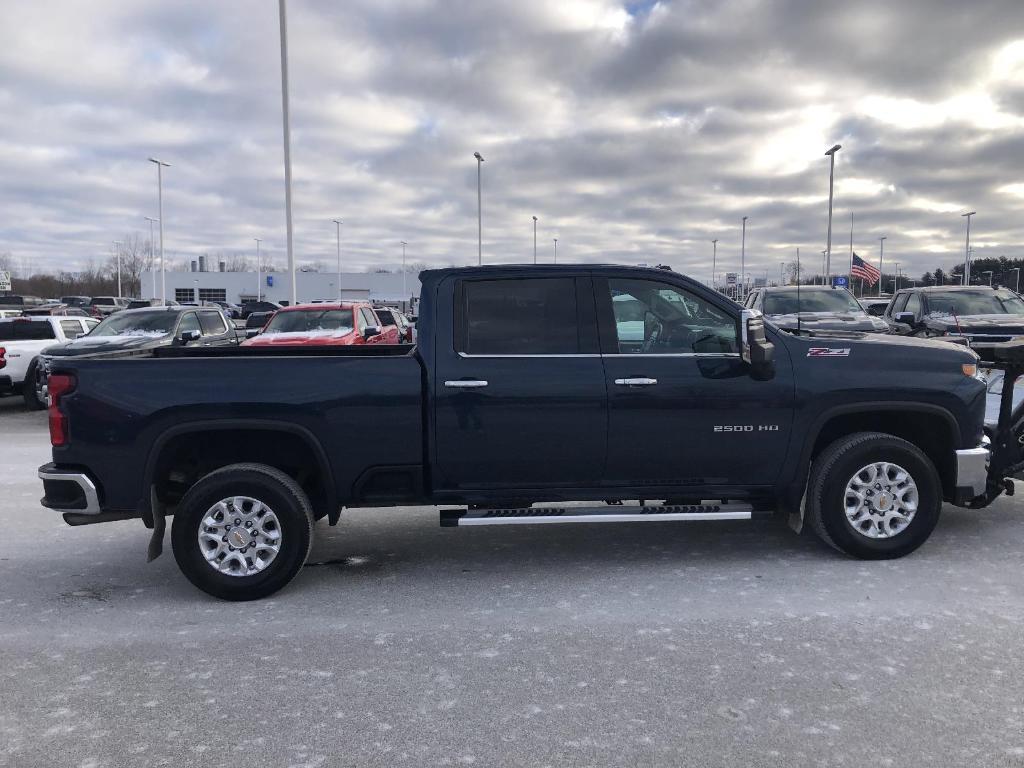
[1, 397, 1023, 766]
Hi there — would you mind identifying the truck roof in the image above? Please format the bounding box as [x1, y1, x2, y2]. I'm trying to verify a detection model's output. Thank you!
[419, 263, 684, 282]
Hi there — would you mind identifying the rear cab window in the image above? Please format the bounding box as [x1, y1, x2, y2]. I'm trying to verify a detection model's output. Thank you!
[198, 311, 227, 336]
[0, 320, 56, 341]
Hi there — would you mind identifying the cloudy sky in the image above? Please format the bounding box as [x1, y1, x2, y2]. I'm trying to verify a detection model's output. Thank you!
[2, 0, 1023, 283]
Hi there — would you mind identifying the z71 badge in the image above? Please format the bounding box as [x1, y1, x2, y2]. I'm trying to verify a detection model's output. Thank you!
[807, 347, 850, 357]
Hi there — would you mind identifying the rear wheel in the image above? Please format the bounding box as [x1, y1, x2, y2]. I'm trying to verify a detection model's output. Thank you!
[807, 432, 941, 559]
[171, 463, 314, 600]
[22, 359, 46, 410]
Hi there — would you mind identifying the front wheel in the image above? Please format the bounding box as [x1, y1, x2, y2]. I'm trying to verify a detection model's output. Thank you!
[806, 432, 941, 559]
[171, 463, 314, 600]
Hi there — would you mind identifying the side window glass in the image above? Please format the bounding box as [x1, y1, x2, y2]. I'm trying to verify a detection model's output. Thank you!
[608, 279, 738, 355]
[178, 313, 201, 335]
[361, 308, 378, 328]
[904, 293, 922, 317]
[60, 320, 83, 338]
[460, 278, 579, 355]
[891, 293, 910, 315]
[198, 312, 227, 335]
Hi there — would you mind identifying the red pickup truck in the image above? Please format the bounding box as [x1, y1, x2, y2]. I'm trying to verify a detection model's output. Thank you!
[241, 302, 401, 347]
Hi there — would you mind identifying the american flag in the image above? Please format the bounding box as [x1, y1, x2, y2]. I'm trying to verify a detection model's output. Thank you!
[851, 252, 881, 286]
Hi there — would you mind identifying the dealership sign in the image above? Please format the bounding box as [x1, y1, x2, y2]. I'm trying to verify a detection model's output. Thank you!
[0, 270, 11, 292]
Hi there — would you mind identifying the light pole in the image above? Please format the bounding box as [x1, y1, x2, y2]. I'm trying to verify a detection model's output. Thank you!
[279, 0, 296, 305]
[824, 144, 841, 284]
[532, 216, 538, 264]
[983, 270, 994, 286]
[780, 260, 786, 287]
[740, 216, 748, 302]
[144, 216, 158, 298]
[147, 157, 170, 304]
[254, 238, 262, 301]
[878, 236, 886, 296]
[474, 151, 484, 265]
[821, 250, 826, 285]
[113, 241, 123, 298]
[332, 219, 343, 303]
[711, 239, 718, 289]
[961, 211, 976, 285]
[400, 241, 408, 301]
[893, 262, 900, 293]
[553, 238, 558, 264]
[1012, 267, 1021, 293]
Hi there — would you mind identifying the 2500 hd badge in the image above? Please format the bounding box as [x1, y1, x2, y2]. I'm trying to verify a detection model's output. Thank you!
[714, 425, 781, 432]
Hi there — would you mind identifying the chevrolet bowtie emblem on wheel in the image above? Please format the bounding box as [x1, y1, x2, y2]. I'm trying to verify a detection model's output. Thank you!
[807, 347, 851, 357]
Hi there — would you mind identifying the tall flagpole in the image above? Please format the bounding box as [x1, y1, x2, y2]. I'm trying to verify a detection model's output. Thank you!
[849, 212, 855, 294]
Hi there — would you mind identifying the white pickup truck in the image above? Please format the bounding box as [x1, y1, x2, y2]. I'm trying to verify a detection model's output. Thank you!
[0, 316, 97, 408]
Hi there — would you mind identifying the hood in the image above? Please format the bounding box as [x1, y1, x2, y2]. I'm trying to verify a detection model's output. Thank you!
[766, 310, 889, 334]
[241, 329, 358, 347]
[924, 313, 1024, 334]
[42, 333, 173, 358]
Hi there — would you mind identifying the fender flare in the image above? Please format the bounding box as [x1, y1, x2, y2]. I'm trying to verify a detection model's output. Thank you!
[140, 418, 337, 525]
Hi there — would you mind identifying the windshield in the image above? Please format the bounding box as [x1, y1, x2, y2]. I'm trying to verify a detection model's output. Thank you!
[264, 309, 354, 335]
[926, 290, 1024, 316]
[763, 289, 862, 314]
[90, 311, 177, 337]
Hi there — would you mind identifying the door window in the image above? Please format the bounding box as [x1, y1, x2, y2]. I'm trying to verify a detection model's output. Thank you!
[904, 293, 922, 318]
[458, 278, 578, 355]
[198, 311, 227, 336]
[177, 313, 201, 336]
[60, 320, 84, 339]
[889, 293, 909, 316]
[608, 279, 738, 355]
[360, 308, 378, 328]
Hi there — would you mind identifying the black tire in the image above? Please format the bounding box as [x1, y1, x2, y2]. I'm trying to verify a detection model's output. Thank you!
[171, 463, 314, 600]
[806, 431, 941, 559]
[22, 359, 46, 410]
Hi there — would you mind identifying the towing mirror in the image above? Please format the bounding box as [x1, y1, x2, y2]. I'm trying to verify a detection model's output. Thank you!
[179, 329, 201, 344]
[740, 309, 775, 381]
[363, 325, 381, 340]
[245, 328, 260, 339]
[893, 311, 916, 326]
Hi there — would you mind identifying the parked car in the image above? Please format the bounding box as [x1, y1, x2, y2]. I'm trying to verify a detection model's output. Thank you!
[243, 310, 275, 335]
[208, 300, 242, 319]
[240, 300, 282, 319]
[885, 286, 1024, 343]
[859, 296, 892, 317]
[88, 296, 129, 317]
[240, 303, 400, 347]
[127, 298, 180, 310]
[60, 296, 92, 309]
[0, 295, 46, 309]
[0, 309, 22, 319]
[22, 304, 91, 317]
[0, 316, 97, 408]
[744, 286, 891, 334]
[37, 264, 1005, 601]
[373, 306, 414, 343]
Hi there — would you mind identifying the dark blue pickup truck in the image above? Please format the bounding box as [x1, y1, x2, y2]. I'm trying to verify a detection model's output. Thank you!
[38, 265, 1020, 600]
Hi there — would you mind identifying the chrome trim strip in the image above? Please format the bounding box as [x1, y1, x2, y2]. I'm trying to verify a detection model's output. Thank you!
[456, 510, 753, 526]
[38, 468, 101, 515]
[457, 352, 601, 358]
[456, 352, 742, 359]
[614, 377, 658, 386]
[444, 380, 488, 388]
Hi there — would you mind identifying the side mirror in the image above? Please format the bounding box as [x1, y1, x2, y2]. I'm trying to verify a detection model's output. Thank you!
[741, 309, 775, 381]
[179, 329, 201, 344]
[893, 311, 916, 326]
[363, 325, 381, 340]
[245, 328, 260, 339]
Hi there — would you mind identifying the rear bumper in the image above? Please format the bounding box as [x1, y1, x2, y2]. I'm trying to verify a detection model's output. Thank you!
[38, 463, 101, 515]
[954, 445, 989, 502]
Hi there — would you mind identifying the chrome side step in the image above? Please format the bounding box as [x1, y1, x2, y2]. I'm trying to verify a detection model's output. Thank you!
[440, 503, 768, 527]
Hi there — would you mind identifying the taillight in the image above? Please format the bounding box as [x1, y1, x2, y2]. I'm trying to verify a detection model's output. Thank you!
[48, 373, 76, 447]
[0, 347, 6, 370]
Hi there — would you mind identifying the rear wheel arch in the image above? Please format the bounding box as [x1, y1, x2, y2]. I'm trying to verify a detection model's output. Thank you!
[143, 420, 337, 524]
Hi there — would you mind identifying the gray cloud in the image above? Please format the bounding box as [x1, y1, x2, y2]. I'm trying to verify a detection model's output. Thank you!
[1, 0, 1022, 285]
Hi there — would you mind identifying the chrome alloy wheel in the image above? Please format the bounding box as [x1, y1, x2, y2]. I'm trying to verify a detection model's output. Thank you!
[844, 462, 919, 539]
[198, 496, 282, 576]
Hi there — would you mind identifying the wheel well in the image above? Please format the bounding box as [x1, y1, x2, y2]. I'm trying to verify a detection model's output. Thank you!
[151, 428, 332, 519]
[810, 410, 956, 498]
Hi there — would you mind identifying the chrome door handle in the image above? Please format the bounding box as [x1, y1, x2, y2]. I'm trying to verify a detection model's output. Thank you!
[614, 377, 658, 386]
[444, 380, 489, 388]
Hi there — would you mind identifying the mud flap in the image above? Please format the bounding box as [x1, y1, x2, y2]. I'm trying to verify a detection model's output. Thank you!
[147, 486, 166, 562]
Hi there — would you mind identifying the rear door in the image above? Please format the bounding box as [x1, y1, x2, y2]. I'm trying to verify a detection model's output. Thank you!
[597, 273, 794, 489]
[432, 274, 607, 491]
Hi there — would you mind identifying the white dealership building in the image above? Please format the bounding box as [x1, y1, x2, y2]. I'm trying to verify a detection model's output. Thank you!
[140, 268, 420, 311]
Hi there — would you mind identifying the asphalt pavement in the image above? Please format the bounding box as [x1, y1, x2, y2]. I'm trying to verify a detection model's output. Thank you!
[2, 394, 1024, 767]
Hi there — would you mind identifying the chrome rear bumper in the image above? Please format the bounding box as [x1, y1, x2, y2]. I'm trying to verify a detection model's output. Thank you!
[38, 465, 101, 515]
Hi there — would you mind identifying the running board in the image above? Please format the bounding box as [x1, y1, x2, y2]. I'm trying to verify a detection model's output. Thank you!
[440, 503, 769, 527]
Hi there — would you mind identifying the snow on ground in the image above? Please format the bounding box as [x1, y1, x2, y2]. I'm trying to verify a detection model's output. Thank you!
[2, 394, 1024, 766]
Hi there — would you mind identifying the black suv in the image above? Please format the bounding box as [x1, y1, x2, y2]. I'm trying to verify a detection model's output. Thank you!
[885, 285, 1024, 343]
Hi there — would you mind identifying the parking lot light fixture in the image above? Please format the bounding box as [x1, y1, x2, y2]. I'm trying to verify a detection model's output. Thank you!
[983, 270, 994, 286]
[740, 217, 748, 301]
[824, 144, 841, 283]
[112, 241, 123, 298]
[147, 157, 170, 305]
[145, 217, 159, 298]
[279, 0, 297, 306]
[553, 237, 558, 264]
[533, 216, 538, 264]
[474, 152, 484, 265]
[254, 238, 262, 301]
[400, 241, 408, 300]
[878, 236, 886, 297]
[332, 220, 343, 302]
[1011, 267, 1021, 293]
[711, 239, 718, 289]
[962, 211, 976, 285]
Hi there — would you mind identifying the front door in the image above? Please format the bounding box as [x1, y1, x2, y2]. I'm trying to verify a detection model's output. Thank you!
[433, 274, 607, 492]
[596, 274, 793, 491]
